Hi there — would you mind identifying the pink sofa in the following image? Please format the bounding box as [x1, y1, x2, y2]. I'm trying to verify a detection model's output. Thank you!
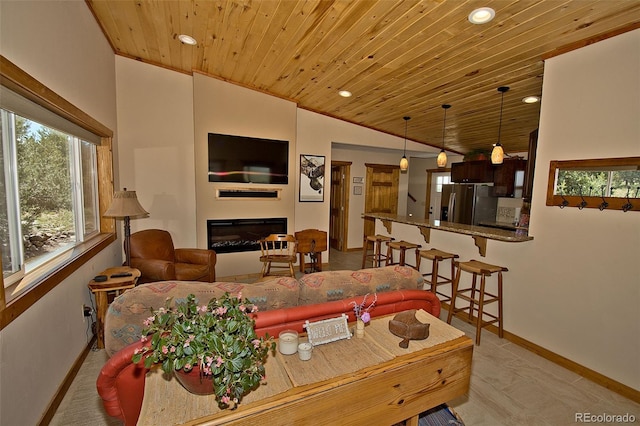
[97, 289, 441, 425]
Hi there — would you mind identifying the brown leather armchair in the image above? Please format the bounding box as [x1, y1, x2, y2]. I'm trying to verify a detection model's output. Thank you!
[129, 229, 216, 283]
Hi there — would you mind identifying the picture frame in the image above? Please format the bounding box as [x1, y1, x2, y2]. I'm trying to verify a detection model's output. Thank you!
[353, 185, 362, 195]
[299, 154, 325, 202]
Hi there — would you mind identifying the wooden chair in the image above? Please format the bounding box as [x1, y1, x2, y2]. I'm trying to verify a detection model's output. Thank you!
[259, 234, 297, 277]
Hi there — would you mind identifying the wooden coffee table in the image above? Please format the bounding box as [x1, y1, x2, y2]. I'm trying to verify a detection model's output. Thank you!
[138, 310, 473, 426]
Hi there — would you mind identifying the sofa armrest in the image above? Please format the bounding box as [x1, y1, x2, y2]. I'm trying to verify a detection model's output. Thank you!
[130, 258, 175, 281]
[252, 289, 441, 338]
[97, 340, 150, 426]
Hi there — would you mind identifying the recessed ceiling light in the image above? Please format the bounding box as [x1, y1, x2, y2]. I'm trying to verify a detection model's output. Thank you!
[468, 7, 495, 24]
[522, 96, 540, 104]
[338, 90, 352, 98]
[178, 34, 197, 45]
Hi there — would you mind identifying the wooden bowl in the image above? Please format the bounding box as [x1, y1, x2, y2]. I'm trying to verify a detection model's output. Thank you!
[388, 309, 430, 348]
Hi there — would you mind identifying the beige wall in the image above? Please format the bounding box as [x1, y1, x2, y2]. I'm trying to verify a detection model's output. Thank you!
[375, 29, 640, 391]
[0, 2, 121, 425]
[193, 73, 298, 277]
[115, 57, 197, 247]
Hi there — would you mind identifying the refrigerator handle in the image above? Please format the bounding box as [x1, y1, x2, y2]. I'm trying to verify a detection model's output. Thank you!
[448, 192, 456, 221]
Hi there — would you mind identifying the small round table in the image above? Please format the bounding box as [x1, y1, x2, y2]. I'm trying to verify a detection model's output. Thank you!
[88, 266, 141, 349]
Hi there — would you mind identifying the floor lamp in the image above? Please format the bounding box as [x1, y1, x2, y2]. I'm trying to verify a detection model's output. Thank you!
[103, 188, 149, 266]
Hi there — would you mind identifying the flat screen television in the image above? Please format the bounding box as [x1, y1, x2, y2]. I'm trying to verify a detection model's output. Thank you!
[208, 133, 289, 184]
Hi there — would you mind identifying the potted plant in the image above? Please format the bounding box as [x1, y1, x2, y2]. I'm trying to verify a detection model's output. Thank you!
[132, 292, 275, 409]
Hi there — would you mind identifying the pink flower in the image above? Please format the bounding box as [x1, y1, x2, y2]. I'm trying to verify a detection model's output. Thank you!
[143, 316, 155, 326]
[252, 339, 260, 348]
[170, 346, 176, 353]
[221, 396, 231, 404]
[161, 345, 169, 354]
[239, 304, 246, 312]
[216, 357, 223, 367]
[185, 363, 192, 370]
[361, 312, 371, 323]
[252, 305, 259, 313]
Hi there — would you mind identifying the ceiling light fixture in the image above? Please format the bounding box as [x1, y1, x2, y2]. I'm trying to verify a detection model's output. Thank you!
[437, 104, 451, 168]
[338, 90, 352, 98]
[491, 86, 509, 165]
[400, 116, 410, 172]
[468, 7, 495, 24]
[522, 95, 540, 104]
[178, 34, 197, 45]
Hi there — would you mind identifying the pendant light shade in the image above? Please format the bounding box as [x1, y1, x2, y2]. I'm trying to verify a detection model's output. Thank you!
[437, 104, 451, 168]
[400, 116, 410, 171]
[492, 86, 509, 165]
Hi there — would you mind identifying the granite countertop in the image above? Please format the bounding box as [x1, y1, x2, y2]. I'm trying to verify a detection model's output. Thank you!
[362, 213, 533, 242]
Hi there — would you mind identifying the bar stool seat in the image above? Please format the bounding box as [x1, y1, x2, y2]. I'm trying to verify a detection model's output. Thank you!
[416, 248, 459, 303]
[361, 234, 394, 268]
[385, 240, 421, 269]
[447, 260, 508, 345]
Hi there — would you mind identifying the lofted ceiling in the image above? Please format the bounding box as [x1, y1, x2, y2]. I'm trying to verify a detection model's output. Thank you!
[86, 0, 640, 157]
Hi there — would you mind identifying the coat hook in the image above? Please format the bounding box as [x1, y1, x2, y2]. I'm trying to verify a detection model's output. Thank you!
[578, 187, 587, 210]
[599, 185, 608, 211]
[559, 192, 569, 209]
[622, 186, 634, 212]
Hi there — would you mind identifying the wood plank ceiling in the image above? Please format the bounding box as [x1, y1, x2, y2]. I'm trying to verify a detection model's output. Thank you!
[86, 0, 640, 156]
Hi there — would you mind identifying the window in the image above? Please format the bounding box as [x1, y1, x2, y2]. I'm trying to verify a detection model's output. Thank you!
[546, 157, 640, 211]
[436, 175, 451, 192]
[0, 55, 115, 330]
[1, 101, 99, 285]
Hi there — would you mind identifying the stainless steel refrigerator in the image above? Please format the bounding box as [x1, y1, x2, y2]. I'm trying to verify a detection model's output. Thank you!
[440, 184, 498, 225]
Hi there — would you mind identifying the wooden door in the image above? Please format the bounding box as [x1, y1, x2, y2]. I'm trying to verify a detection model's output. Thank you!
[329, 162, 350, 251]
[364, 164, 400, 238]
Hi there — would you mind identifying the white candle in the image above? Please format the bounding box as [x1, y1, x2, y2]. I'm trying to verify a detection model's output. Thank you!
[297, 342, 313, 361]
[278, 330, 299, 355]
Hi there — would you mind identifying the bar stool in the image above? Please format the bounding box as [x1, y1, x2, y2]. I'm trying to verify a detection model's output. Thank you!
[416, 248, 459, 303]
[447, 260, 508, 345]
[361, 234, 394, 268]
[385, 240, 422, 269]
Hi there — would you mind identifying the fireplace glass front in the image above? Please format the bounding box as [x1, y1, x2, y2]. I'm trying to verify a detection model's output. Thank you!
[207, 218, 287, 254]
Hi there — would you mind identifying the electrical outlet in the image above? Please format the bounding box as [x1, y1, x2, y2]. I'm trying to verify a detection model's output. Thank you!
[83, 305, 92, 317]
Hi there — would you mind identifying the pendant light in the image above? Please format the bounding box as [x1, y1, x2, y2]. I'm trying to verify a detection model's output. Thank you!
[491, 86, 509, 165]
[437, 104, 451, 168]
[400, 116, 410, 171]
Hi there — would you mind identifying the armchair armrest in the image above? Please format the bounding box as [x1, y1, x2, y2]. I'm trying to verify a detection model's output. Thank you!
[130, 258, 175, 282]
[175, 248, 216, 266]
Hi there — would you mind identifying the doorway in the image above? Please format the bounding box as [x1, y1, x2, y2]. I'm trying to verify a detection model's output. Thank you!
[363, 163, 400, 238]
[329, 161, 350, 251]
[425, 169, 451, 220]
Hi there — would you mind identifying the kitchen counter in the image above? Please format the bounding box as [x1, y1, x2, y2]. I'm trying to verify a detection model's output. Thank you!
[362, 213, 532, 257]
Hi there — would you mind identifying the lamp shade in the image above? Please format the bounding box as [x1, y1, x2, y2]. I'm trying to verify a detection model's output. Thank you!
[491, 144, 504, 165]
[400, 156, 409, 171]
[103, 190, 149, 218]
[437, 150, 448, 168]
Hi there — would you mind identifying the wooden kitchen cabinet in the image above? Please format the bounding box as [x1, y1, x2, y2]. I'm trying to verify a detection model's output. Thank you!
[451, 160, 494, 183]
[492, 159, 527, 197]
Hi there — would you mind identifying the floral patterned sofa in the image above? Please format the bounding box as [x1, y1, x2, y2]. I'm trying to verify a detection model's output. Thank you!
[104, 265, 426, 356]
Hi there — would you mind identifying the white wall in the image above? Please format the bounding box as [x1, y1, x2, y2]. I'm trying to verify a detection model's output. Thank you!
[375, 30, 640, 391]
[0, 2, 121, 425]
[297, 108, 439, 251]
[529, 29, 639, 389]
[115, 57, 197, 247]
